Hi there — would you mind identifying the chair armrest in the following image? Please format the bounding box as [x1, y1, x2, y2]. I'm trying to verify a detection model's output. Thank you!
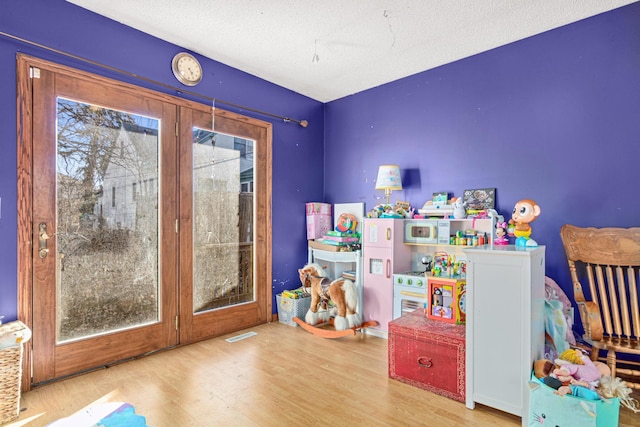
[578, 301, 603, 341]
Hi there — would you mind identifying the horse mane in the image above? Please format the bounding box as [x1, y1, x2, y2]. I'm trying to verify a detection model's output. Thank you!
[302, 263, 327, 277]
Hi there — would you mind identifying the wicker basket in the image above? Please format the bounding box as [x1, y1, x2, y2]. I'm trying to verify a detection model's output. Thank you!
[0, 322, 28, 424]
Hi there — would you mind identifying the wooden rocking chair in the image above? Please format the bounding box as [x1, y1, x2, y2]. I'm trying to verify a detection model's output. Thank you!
[560, 224, 640, 389]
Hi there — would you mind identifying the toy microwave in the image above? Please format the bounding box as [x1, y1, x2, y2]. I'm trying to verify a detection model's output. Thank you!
[404, 220, 438, 244]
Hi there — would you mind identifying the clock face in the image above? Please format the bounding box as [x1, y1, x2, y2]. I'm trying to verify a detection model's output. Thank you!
[459, 293, 466, 314]
[172, 53, 202, 86]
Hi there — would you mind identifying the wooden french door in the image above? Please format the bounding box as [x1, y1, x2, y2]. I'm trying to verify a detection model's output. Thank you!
[17, 54, 272, 387]
[177, 107, 272, 343]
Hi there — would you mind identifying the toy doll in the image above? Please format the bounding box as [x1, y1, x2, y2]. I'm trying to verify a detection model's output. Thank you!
[494, 221, 509, 245]
[533, 354, 640, 412]
[533, 355, 605, 400]
[553, 349, 601, 388]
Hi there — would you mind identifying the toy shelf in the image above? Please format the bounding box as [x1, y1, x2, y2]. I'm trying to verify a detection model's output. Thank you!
[307, 247, 363, 318]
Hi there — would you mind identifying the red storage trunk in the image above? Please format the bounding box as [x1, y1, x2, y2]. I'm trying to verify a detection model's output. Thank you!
[388, 310, 465, 402]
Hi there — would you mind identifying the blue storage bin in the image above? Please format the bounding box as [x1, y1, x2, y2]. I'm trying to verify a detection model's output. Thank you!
[528, 373, 619, 427]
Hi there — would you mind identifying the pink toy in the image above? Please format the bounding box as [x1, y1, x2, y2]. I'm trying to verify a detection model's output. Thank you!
[554, 349, 602, 389]
[494, 221, 509, 245]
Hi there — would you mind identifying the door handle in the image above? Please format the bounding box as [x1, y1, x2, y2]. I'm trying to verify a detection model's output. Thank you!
[38, 222, 50, 258]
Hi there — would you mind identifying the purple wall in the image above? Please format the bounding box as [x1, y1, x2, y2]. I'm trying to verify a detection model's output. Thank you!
[324, 3, 640, 324]
[0, 0, 324, 320]
[1, 1, 639, 324]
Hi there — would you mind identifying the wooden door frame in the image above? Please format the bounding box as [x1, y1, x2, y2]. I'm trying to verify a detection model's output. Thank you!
[16, 53, 272, 391]
[177, 107, 272, 343]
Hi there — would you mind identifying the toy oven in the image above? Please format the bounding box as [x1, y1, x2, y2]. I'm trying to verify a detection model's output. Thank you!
[404, 220, 438, 244]
[393, 272, 427, 319]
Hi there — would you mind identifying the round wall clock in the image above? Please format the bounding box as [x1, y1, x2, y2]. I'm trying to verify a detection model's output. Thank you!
[171, 52, 203, 86]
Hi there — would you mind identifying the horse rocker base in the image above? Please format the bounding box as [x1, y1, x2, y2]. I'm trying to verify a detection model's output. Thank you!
[292, 316, 380, 339]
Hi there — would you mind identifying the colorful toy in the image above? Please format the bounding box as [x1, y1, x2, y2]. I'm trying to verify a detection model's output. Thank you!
[427, 276, 466, 324]
[367, 203, 411, 219]
[335, 213, 358, 233]
[532, 353, 640, 412]
[431, 252, 451, 276]
[452, 197, 466, 219]
[394, 201, 414, 218]
[510, 199, 541, 247]
[494, 221, 509, 245]
[553, 349, 602, 388]
[456, 281, 467, 324]
[533, 355, 602, 399]
[298, 263, 361, 331]
[366, 204, 387, 218]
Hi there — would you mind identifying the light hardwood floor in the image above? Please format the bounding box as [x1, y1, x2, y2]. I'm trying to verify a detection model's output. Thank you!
[6, 321, 639, 426]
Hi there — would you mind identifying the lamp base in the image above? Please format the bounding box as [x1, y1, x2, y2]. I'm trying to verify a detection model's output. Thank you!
[384, 189, 392, 205]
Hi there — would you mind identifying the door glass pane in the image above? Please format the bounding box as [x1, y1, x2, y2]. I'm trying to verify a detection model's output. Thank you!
[192, 128, 254, 313]
[56, 98, 160, 342]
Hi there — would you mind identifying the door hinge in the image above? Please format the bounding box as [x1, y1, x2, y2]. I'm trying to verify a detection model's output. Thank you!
[174, 315, 179, 330]
[175, 122, 179, 136]
[30, 67, 41, 79]
[175, 219, 179, 233]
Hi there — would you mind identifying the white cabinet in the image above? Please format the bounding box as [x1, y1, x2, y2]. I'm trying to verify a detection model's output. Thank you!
[463, 245, 545, 426]
[307, 247, 363, 317]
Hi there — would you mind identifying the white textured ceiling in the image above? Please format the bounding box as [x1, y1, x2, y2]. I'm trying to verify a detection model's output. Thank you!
[67, 0, 638, 102]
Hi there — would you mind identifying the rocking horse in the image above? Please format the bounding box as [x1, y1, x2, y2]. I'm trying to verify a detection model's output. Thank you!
[293, 263, 378, 338]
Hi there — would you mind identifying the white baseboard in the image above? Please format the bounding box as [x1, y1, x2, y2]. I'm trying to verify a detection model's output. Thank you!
[362, 327, 388, 339]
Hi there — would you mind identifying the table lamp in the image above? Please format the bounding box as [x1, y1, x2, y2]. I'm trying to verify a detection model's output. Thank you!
[375, 164, 402, 205]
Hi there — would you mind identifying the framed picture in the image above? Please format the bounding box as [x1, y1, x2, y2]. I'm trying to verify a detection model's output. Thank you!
[463, 188, 495, 211]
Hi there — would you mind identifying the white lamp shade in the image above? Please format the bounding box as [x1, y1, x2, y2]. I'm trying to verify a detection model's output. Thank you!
[375, 164, 402, 190]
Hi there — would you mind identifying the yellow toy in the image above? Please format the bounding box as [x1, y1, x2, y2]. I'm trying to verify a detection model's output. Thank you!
[510, 199, 541, 247]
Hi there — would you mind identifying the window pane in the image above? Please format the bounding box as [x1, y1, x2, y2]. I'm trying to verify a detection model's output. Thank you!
[192, 129, 254, 312]
[56, 98, 160, 342]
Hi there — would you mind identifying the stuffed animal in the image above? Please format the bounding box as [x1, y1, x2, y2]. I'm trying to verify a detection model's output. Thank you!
[0, 322, 32, 349]
[452, 197, 465, 219]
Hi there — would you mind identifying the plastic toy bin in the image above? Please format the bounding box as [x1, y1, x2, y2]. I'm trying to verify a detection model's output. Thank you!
[0, 321, 30, 423]
[276, 294, 312, 326]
